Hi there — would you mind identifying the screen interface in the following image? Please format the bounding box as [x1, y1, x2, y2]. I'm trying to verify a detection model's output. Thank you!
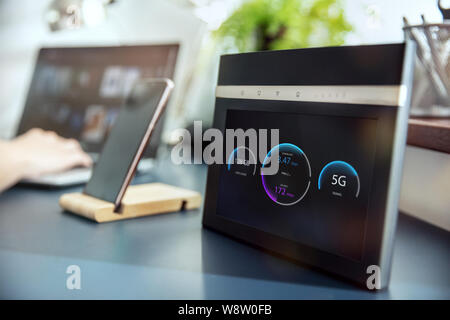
[216, 109, 378, 261]
[18, 45, 178, 155]
[83, 81, 169, 203]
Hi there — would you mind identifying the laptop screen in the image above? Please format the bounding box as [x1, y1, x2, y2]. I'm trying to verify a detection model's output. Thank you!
[17, 44, 179, 156]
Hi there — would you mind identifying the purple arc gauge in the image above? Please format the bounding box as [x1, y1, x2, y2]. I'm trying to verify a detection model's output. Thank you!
[261, 143, 311, 206]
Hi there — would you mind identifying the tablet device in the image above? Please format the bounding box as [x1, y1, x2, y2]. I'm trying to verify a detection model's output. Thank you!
[83, 78, 174, 210]
[202, 43, 416, 288]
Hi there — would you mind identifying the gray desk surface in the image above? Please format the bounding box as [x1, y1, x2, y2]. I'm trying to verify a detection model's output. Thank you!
[0, 156, 448, 299]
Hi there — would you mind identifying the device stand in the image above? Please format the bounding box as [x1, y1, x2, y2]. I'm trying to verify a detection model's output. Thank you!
[59, 183, 202, 223]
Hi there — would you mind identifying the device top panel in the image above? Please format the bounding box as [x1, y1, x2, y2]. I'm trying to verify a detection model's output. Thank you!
[218, 43, 405, 86]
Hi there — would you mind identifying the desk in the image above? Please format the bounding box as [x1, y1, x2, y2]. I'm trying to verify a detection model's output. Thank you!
[0, 156, 448, 299]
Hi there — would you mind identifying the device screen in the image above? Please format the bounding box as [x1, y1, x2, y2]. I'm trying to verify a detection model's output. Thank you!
[83, 80, 171, 204]
[216, 109, 378, 261]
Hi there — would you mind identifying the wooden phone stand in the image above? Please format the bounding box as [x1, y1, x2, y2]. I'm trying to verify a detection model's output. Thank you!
[59, 183, 202, 223]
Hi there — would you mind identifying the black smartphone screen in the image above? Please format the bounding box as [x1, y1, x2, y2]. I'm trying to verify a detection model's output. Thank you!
[83, 79, 172, 204]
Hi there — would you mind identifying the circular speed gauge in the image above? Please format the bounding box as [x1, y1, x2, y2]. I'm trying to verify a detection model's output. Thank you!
[261, 143, 311, 206]
[227, 146, 257, 177]
[318, 161, 360, 199]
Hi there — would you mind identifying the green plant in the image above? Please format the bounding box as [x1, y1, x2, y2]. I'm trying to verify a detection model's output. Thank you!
[214, 0, 352, 52]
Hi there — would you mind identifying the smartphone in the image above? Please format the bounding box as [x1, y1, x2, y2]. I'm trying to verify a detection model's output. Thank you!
[83, 78, 174, 210]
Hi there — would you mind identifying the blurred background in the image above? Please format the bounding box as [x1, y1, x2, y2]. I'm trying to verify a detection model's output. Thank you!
[0, 0, 444, 138]
[0, 0, 448, 229]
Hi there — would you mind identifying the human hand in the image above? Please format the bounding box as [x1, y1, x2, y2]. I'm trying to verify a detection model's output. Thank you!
[8, 128, 92, 179]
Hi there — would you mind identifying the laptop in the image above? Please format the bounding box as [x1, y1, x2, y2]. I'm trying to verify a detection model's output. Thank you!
[16, 44, 179, 187]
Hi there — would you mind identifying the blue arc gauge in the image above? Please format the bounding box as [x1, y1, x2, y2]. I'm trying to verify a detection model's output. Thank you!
[261, 143, 311, 206]
[227, 146, 257, 176]
[318, 161, 360, 198]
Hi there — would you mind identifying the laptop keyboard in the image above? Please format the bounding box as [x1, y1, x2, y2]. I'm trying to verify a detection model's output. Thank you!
[21, 167, 92, 186]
